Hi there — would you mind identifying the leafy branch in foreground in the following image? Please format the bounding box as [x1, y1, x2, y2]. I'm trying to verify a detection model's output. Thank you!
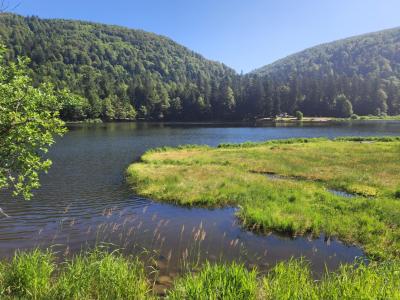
[0, 45, 67, 200]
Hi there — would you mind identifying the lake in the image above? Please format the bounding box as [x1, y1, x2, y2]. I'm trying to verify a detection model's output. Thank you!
[1, 120, 399, 277]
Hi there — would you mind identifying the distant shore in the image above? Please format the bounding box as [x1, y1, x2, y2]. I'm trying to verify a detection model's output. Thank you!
[256, 115, 400, 123]
[64, 115, 400, 125]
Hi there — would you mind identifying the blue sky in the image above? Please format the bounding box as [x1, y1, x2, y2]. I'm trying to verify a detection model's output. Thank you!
[12, 0, 400, 72]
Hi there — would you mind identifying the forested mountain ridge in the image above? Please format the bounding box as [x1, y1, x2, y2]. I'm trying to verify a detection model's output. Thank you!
[251, 27, 400, 116]
[0, 13, 239, 121]
[1, 13, 400, 120]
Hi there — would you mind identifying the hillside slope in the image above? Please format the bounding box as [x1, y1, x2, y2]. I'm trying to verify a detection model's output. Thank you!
[0, 14, 238, 120]
[1, 13, 400, 119]
[251, 28, 400, 116]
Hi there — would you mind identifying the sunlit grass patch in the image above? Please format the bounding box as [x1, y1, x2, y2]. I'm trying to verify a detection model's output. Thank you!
[0, 249, 152, 300]
[167, 262, 258, 300]
[262, 259, 400, 300]
[1, 249, 55, 299]
[0, 249, 399, 299]
[127, 137, 400, 259]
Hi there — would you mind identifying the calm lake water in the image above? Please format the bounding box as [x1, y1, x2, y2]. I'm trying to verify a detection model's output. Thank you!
[1, 121, 400, 277]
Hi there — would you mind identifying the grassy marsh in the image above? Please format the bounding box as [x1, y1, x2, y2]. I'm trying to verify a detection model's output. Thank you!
[127, 137, 400, 259]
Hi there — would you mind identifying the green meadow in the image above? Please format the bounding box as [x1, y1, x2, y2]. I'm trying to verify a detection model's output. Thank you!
[127, 137, 400, 259]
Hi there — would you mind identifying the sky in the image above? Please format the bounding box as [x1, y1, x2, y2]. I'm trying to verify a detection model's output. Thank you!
[10, 0, 400, 73]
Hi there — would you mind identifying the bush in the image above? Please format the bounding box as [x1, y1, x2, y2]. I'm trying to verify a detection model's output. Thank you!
[350, 113, 359, 120]
[395, 189, 400, 199]
[295, 110, 303, 120]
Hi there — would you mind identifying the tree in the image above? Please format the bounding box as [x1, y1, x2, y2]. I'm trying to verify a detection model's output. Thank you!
[169, 97, 182, 119]
[375, 88, 388, 115]
[334, 94, 353, 118]
[0, 46, 66, 200]
[60, 91, 90, 121]
[295, 111, 303, 120]
[102, 96, 116, 120]
[221, 85, 235, 115]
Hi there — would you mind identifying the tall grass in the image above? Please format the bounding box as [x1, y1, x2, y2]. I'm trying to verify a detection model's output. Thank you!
[319, 261, 400, 299]
[0, 249, 152, 300]
[262, 259, 318, 299]
[167, 262, 258, 300]
[262, 259, 400, 299]
[167, 259, 400, 300]
[54, 249, 151, 300]
[0, 249, 399, 299]
[1, 249, 55, 299]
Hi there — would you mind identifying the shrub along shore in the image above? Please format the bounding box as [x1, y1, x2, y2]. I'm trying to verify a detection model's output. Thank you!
[0, 249, 399, 299]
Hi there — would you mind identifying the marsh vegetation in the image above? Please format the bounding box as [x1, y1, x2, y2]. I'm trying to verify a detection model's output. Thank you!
[128, 137, 400, 259]
[0, 249, 399, 299]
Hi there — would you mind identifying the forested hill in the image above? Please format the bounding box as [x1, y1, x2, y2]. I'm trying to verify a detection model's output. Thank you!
[251, 27, 400, 116]
[1, 13, 400, 120]
[0, 13, 239, 121]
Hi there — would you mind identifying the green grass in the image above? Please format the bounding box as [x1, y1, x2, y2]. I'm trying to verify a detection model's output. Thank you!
[168, 259, 400, 300]
[358, 115, 400, 121]
[1, 249, 55, 299]
[168, 262, 258, 300]
[0, 249, 399, 299]
[0, 249, 152, 300]
[262, 259, 400, 299]
[127, 137, 400, 259]
[53, 249, 151, 300]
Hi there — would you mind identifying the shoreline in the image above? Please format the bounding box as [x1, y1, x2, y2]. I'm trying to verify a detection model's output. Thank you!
[64, 116, 400, 126]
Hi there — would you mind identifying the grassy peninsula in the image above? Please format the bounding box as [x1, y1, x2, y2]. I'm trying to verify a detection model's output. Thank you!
[127, 137, 400, 259]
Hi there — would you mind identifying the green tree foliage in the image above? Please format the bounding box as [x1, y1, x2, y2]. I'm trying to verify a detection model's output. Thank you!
[1, 14, 400, 120]
[334, 94, 353, 117]
[295, 110, 303, 120]
[0, 45, 66, 200]
[59, 91, 90, 121]
[253, 27, 400, 117]
[0, 14, 237, 121]
[221, 84, 235, 115]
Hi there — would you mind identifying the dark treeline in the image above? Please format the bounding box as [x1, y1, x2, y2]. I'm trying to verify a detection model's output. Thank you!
[1, 14, 400, 121]
[253, 27, 400, 117]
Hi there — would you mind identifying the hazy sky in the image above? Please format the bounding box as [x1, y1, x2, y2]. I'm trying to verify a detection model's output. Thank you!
[12, 0, 400, 72]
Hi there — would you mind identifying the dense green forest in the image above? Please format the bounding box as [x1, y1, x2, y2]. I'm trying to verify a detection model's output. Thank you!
[0, 13, 239, 121]
[252, 27, 400, 117]
[1, 13, 400, 120]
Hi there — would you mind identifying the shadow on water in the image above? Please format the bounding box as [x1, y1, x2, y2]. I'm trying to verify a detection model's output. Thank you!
[1, 121, 399, 276]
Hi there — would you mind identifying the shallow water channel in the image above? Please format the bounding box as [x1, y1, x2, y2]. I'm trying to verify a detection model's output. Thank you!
[1, 121, 399, 278]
